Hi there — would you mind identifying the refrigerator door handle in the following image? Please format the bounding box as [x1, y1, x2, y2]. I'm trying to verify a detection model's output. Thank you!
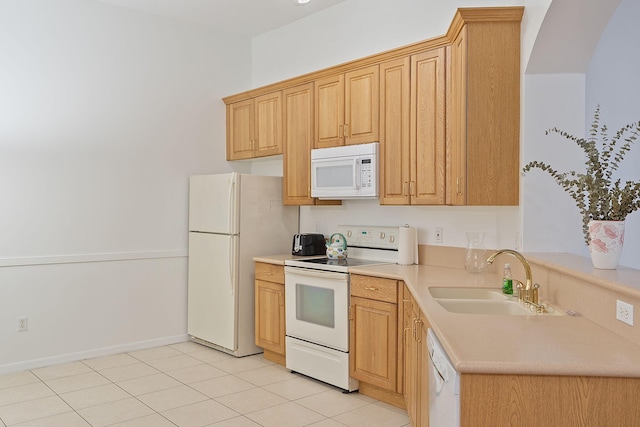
[229, 237, 235, 295]
[228, 177, 235, 234]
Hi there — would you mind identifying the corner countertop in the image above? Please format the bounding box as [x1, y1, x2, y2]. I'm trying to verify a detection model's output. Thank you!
[253, 254, 640, 378]
[349, 262, 640, 378]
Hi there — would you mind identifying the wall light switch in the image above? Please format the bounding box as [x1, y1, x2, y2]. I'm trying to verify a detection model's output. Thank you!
[616, 300, 634, 326]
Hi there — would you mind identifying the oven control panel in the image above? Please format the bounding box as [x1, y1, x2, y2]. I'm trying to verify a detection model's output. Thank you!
[336, 225, 399, 250]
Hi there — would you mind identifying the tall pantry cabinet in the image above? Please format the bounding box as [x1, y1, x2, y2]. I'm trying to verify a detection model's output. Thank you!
[447, 13, 521, 205]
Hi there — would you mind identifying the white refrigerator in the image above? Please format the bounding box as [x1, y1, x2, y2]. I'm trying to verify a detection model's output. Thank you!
[188, 173, 298, 356]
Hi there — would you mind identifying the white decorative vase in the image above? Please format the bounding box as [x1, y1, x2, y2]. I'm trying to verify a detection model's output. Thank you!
[588, 220, 625, 269]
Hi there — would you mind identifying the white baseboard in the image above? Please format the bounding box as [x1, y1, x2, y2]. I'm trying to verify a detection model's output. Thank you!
[0, 334, 190, 375]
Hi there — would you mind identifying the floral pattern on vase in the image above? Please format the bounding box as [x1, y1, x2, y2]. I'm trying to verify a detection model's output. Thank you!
[588, 220, 625, 269]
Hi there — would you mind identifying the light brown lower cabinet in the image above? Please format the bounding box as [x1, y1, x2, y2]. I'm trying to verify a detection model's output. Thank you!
[460, 374, 640, 427]
[254, 262, 286, 365]
[403, 285, 430, 427]
[349, 275, 405, 408]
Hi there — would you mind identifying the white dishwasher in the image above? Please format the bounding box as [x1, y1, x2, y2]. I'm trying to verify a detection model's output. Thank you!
[427, 328, 460, 426]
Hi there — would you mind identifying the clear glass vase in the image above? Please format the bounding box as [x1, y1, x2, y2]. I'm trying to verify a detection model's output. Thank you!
[464, 232, 487, 273]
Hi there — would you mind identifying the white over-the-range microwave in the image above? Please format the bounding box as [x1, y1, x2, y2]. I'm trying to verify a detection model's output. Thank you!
[310, 142, 379, 199]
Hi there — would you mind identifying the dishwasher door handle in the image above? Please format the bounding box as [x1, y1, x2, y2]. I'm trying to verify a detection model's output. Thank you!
[427, 349, 446, 395]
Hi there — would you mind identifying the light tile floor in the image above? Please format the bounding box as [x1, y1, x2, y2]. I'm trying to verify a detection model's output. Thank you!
[0, 342, 410, 426]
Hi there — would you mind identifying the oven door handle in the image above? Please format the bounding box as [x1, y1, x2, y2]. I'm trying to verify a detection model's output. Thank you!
[284, 266, 348, 281]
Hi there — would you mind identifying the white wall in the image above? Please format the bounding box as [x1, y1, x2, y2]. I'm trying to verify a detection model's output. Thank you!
[585, 0, 640, 268]
[0, 0, 250, 372]
[252, 0, 525, 87]
[299, 203, 519, 252]
[522, 0, 640, 269]
[521, 74, 586, 253]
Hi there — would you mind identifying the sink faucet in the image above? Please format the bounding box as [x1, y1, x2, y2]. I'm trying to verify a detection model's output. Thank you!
[486, 249, 538, 305]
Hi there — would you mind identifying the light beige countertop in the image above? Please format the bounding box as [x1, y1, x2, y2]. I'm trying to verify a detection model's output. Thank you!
[350, 262, 640, 378]
[253, 254, 291, 265]
[254, 253, 640, 378]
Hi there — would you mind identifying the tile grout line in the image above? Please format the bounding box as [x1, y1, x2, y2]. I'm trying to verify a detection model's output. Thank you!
[1, 344, 409, 427]
[87, 359, 179, 427]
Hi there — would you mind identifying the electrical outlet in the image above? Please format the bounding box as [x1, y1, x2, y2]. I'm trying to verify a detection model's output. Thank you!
[616, 300, 634, 326]
[434, 226, 443, 244]
[17, 316, 28, 332]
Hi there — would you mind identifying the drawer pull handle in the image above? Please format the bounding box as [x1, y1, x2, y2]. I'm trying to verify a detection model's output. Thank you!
[364, 287, 379, 291]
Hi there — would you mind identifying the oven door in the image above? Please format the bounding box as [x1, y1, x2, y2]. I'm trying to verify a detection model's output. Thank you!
[284, 266, 349, 352]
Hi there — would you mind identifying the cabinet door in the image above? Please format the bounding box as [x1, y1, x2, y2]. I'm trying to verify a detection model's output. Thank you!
[227, 99, 254, 160]
[447, 22, 520, 206]
[254, 92, 283, 157]
[283, 84, 315, 205]
[404, 293, 420, 426]
[402, 285, 414, 403]
[410, 47, 446, 205]
[379, 57, 411, 205]
[447, 27, 468, 205]
[315, 74, 344, 148]
[345, 65, 379, 145]
[350, 296, 397, 391]
[255, 279, 285, 356]
[418, 311, 431, 427]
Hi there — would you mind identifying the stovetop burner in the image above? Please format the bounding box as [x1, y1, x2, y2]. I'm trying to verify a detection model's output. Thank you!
[284, 256, 391, 273]
[297, 257, 387, 267]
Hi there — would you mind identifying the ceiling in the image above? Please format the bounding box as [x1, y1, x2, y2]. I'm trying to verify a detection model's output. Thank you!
[95, 0, 346, 37]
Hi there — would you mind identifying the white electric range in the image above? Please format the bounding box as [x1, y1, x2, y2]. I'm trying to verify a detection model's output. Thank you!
[283, 225, 400, 392]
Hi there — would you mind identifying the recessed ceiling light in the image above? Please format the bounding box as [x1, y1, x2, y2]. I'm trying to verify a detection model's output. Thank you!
[296, 0, 311, 5]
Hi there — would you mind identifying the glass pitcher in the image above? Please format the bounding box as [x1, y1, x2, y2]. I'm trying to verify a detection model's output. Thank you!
[464, 232, 487, 273]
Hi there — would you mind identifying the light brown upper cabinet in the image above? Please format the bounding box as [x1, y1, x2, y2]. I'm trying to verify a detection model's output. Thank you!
[282, 83, 315, 205]
[447, 15, 521, 205]
[315, 66, 379, 148]
[282, 83, 341, 206]
[379, 48, 446, 205]
[349, 275, 403, 395]
[379, 57, 410, 205]
[226, 91, 283, 160]
[222, 7, 523, 206]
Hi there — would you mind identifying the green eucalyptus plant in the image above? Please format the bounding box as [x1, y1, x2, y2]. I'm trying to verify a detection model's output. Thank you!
[522, 105, 640, 245]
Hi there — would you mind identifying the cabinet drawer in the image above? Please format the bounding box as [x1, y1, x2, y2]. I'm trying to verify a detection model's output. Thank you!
[351, 275, 398, 303]
[255, 262, 285, 284]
